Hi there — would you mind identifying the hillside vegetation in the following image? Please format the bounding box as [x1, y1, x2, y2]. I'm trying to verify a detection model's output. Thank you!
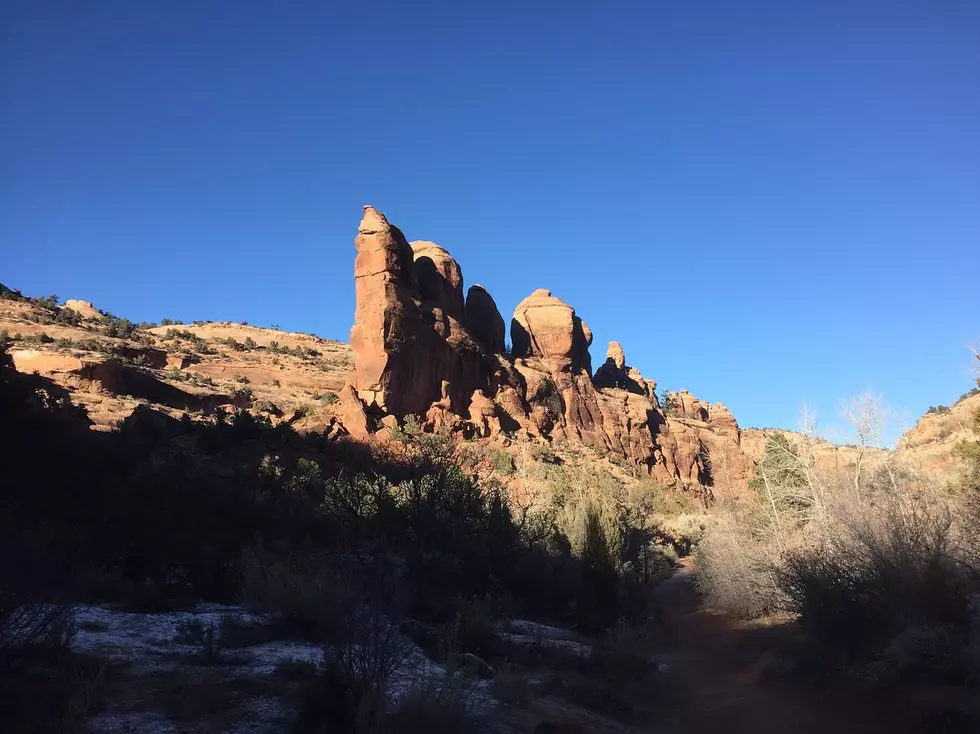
[2, 284, 978, 732]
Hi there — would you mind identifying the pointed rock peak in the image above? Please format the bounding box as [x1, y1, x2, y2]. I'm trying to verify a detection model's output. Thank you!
[359, 205, 391, 235]
[607, 341, 625, 369]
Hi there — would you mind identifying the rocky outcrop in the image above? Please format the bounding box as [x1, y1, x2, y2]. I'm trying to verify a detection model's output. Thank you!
[342, 206, 767, 498]
[63, 299, 102, 320]
[593, 341, 656, 398]
[10, 350, 124, 394]
[894, 391, 980, 485]
[511, 289, 592, 374]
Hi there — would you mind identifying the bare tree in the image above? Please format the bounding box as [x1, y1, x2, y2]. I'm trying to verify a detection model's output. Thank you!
[841, 390, 889, 496]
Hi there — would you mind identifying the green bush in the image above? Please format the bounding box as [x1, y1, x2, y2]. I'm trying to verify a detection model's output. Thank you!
[295, 403, 316, 418]
[490, 450, 514, 476]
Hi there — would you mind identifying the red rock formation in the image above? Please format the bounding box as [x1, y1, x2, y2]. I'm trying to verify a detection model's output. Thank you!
[344, 206, 763, 498]
[593, 341, 656, 398]
[349, 206, 498, 419]
[349, 206, 423, 413]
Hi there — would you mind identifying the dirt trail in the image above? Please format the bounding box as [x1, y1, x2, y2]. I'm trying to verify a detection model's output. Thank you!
[652, 557, 893, 734]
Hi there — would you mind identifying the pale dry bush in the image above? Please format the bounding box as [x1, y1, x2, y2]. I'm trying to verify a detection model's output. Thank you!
[695, 508, 783, 618]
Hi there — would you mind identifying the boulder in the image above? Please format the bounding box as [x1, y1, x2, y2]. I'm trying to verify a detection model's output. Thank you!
[468, 389, 501, 437]
[511, 289, 592, 374]
[336, 384, 371, 439]
[465, 285, 505, 354]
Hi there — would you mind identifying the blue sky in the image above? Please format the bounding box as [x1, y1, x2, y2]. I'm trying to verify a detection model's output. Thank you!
[2, 1, 978, 444]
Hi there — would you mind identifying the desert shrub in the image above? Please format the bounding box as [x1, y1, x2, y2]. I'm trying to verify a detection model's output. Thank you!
[778, 495, 972, 659]
[317, 391, 339, 406]
[575, 507, 621, 632]
[54, 308, 83, 327]
[253, 400, 281, 416]
[243, 337, 258, 350]
[24, 331, 54, 345]
[295, 403, 316, 418]
[0, 283, 26, 301]
[956, 410, 980, 493]
[0, 649, 107, 733]
[294, 613, 412, 734]
[696, 510, 781, 618]
[32, 294, 60, 310]
[490, 449, 515, 476]
[240, 548, 353, 640]
[957, 387, 980, 404]
[384, 676, 484, 734]
[174, 617, 225, 665]
[389, 414, 423, 444]
[100, 315, 136, 339]
[0, 602, 76, 667]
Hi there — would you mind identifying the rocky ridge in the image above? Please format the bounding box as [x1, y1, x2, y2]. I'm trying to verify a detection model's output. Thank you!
[2, 206, 975, 500]
[341, 206, 844, 497]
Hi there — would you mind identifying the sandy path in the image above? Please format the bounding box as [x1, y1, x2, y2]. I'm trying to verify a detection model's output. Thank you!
[651, 557, 895, 734]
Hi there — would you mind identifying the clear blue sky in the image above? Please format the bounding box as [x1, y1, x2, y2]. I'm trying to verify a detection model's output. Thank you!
[2, 1, 978, 444]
